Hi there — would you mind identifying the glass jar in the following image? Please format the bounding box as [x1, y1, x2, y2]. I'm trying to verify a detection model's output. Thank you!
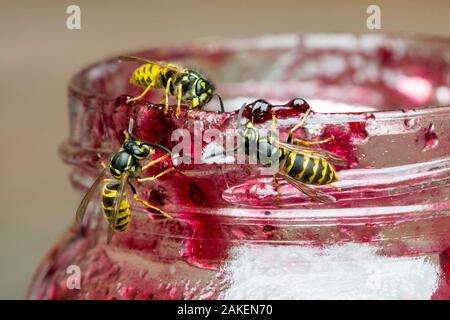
[28, 34, 450, 299]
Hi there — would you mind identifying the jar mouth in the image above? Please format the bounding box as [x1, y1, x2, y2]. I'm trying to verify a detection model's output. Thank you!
[69, 32, 450, 116]
[64, 33, 450, 220]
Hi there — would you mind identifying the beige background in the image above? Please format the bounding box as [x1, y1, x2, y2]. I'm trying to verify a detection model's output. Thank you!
[0, 0, 449, 299]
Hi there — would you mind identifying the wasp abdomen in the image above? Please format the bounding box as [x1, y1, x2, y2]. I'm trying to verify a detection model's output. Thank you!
[102, 182, 131, 232]
[130, 64, 166, 88]
[284, 153, 337, 185]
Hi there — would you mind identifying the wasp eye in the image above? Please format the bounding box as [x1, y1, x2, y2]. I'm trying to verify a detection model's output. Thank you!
[132, 144, 150, 159]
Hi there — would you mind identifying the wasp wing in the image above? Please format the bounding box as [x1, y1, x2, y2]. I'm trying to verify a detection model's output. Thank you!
[277, 172, 336, 203]
[118, 55, 182, 73]
[75, 168, 108, 226]
[273, 139, 347, 167]
[106, 171, 129, 244]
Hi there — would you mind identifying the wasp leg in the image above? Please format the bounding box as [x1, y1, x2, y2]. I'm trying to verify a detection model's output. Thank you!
[133, 195, 173, 219]
[272, 174, 281, 205]
[141, 153, 171, 172]
[328, 183, 342, 192]
[126, 85, 153, 104]
[137, 167, 175, 183]
[175, 83, 183, 118]
[293, 135, 335, 146]
[130, 185, 173, 219]
[268, 111, 282, 204]
[164, 78, 173, 114]
[271, 110, 277, 130]
[287, 108, 335, 146]
[270, 110, 279, 144]
[287, 107, 311, 144]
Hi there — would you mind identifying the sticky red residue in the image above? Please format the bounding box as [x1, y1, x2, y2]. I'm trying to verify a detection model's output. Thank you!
[184, 216, 229, 270]
[322, 124, 359, 169]
[423, 123, 438, 151]
[243, 98, 310, 124]
[349, 122, 369, 142]
[404, 117, 416, 129]
[376, 45, 394, 66]
[440, 247, 450, 285]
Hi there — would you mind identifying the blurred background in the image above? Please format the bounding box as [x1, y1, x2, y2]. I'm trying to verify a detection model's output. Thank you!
[0, 0, 449, 299]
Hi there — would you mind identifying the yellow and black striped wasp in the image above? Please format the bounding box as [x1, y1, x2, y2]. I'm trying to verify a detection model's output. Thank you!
[211, 103, 347, 202]
[75, 118, 175, 243]
[119, 56, 224, 116]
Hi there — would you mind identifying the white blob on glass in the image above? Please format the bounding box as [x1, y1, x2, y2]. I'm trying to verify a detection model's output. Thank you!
[224, 244, 438, 299]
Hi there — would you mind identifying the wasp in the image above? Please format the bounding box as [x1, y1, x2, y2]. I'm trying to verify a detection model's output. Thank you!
[119, 56, 224, 116]
[210, 104, 347, 202]
[75, 119, 175, 243]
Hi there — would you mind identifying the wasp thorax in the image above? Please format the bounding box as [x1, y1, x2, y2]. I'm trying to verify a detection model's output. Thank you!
[110, 151, 136, 178]
[123, 139, 151, 160]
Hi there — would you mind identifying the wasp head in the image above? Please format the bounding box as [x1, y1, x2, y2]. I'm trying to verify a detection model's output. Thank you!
[192, 78, 215, 109]
[123, 138, 153, 160]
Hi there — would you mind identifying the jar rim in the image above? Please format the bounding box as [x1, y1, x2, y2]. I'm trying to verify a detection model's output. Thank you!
[69, 32, 450, 119]
[64, 33, 450, 221]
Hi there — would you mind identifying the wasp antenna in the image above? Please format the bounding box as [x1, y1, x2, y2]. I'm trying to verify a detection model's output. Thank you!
[128, 118, 135, 135]
[118, 55, 134, 62]
[118, 55, 153, 65]
[145, 142, 172, 155]
[215, 94, 225, 112]
[237, 103, 248, 137]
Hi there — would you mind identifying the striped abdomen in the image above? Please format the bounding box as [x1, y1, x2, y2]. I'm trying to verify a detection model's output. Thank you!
[130, 63, 176, 89]
[283, 152, 337, 185]
[101, 182, 131, 232]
